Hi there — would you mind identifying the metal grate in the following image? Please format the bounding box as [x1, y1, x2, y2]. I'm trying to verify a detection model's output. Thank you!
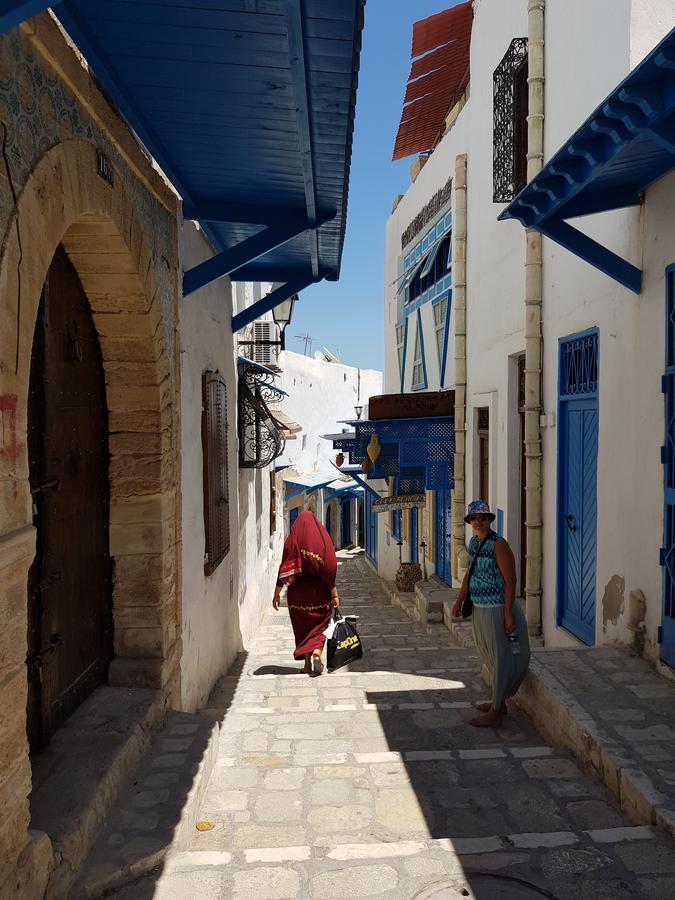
[493, 38, 529, 204]
[559, 333, 599, 398]
[328, 416, 455, 490]
[238, 362, 286, 468]
[202, 371, 230, 574]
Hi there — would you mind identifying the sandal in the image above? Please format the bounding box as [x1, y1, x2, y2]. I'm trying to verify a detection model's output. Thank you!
[310, 654, 324, 677]
[475, 701, 508, 715]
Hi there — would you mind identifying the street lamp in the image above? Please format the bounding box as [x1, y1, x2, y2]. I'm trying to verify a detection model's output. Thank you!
[272, 293, 298, 350]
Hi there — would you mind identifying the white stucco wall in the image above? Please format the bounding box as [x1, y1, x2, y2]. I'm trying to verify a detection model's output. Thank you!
[179, 222, 283, 711]
[382, 0, 675, 652]
[630, 0, 675, 66]
[277, 350, 382, 473]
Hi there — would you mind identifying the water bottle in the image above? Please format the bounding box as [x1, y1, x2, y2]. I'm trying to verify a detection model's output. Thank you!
[507, 630, 520, 655]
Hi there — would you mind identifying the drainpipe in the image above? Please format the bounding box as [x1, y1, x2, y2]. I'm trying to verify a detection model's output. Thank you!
[524, 0, 545, 635]
[451, 154, 468, 580]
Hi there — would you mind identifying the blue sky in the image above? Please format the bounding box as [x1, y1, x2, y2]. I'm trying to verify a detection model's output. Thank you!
[288, 0, 463, 371]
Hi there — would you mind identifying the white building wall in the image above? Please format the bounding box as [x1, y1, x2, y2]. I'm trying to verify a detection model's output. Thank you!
[179, 221, 283, 711]
[277, 351, 382, 474]
[383, 0, 675, 653]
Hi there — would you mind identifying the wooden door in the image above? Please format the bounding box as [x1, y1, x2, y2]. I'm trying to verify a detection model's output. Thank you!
[518, 356, 526, 594]
[27, 246, 112, 750]
[434, 488, 452, 586]
[341, 498, 351, 546]
[662, 267, 675, 667]
[557, 332, 599, 647]
[477, 408, 489, 504]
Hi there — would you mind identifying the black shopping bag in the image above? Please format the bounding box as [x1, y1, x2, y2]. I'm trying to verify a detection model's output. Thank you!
[326, 610, 363, 671]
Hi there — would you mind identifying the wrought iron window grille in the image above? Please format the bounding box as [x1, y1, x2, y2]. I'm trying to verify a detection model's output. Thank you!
[202, 370, 230, 574]
[559, 333, 599, 398]
[493, 38, 529, 204]
[238, 360, 286, 468]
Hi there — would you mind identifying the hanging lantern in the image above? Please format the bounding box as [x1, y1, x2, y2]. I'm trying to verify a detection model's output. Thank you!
[367, 433, 381, 466]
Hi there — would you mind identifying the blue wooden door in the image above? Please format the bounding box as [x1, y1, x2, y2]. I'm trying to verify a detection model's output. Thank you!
[325, 505, 331, 537]
[558, 332, 599, 646]
[365, 492, 377, 564]
[661, 266, 675, 667]
[434, 488, 452, 585]
[341, 499, 351, 546]
[410, 508, 418, 562]
[289, 506, 299, 528]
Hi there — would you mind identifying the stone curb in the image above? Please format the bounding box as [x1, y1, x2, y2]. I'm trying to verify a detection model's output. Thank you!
[74, 716, 220, 900]
[513, 658, 675, 843]
[438, 607, 675, 844]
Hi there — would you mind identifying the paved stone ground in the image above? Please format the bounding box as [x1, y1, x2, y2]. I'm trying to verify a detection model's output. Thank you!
[517, 645, 675, 833]
[109, 551, 675, 899]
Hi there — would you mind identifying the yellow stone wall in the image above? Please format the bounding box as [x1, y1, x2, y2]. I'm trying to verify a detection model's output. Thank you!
[0, 15, 181, 892]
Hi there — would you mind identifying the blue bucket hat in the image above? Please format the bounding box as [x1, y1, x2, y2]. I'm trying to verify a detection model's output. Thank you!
[464, 500, 496, 524]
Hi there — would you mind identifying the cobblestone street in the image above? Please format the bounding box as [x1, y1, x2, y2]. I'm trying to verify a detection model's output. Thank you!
[115, 551, 675, 899]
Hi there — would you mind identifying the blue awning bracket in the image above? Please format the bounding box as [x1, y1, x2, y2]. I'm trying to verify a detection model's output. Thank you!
[538, 219, 642, 294]
[500, 26, 675, 294]
[232, 275, 314, 333]
[186, 219, 312, 298]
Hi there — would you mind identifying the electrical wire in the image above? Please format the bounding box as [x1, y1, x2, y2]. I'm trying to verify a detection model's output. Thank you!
[1, 120, 22, 375]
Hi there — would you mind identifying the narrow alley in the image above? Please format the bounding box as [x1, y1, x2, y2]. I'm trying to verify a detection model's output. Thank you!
[92, 552, 675, 900]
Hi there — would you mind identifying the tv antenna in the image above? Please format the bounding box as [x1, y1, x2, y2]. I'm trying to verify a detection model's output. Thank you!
[294, 333, 314, 356]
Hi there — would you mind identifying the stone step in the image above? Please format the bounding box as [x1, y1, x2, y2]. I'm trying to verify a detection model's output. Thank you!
[72, 711, 220, 900]
[28, 686, 167, 898]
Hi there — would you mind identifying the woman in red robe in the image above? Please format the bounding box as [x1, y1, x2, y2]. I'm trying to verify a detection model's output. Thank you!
[273, 510, 339, 676]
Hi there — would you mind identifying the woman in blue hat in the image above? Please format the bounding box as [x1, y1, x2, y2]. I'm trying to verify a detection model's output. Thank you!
[452, 500, 530, 727]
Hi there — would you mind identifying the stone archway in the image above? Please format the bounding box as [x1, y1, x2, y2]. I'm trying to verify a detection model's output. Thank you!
[0, 138, 179, 881]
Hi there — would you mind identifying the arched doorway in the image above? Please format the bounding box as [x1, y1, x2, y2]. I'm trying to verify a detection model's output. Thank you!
[26, 247, 112, 750]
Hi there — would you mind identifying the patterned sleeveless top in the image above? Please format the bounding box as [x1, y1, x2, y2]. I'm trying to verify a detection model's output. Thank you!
[467, 532, 505, 607]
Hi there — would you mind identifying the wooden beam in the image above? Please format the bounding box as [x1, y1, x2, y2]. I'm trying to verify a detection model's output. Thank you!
[183, 200, 335, 228]
[183, 222, 307, 297]
[538, 218, 641, 294]
[281, 0, 320, 279]
[231, 276, 314, 332]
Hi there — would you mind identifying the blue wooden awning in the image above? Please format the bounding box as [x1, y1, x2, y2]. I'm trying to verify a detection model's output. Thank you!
[2, 1, 364, 325]
[323, 416, 455, 492]
[500, 26, 675, 294]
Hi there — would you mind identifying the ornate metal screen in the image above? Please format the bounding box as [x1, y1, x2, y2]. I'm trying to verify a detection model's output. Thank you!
[559, 333, 599, 398]
[238, 361, 286, 468]
[328, 416, 455, 491]
[493, 38, 529, 203]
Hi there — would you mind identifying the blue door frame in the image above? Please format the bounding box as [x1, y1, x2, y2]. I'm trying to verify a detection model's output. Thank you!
[661, 266, 675, 667]
[409, 508, 418, 563]
[557, 329, 599, 646]
[365, 491, 377, 565]
[341, 498, 351, 547]
[325, 505, 331, 537]
[434, 488, 452, 585]
[289, 506, 299, 528]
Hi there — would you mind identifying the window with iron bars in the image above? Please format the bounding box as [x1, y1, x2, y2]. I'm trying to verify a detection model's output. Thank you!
[493, 38, 529, 203]
[202, 371, 230, 575]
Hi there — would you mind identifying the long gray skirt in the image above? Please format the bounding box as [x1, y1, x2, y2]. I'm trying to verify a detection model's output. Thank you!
[472, 600, 530, 709]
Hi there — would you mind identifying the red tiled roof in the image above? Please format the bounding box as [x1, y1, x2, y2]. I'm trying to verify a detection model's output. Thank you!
[393, 1, 473, 161]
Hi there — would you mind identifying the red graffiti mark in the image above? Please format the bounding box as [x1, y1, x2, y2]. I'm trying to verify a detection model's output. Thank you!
[0, 394, 21, 498]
